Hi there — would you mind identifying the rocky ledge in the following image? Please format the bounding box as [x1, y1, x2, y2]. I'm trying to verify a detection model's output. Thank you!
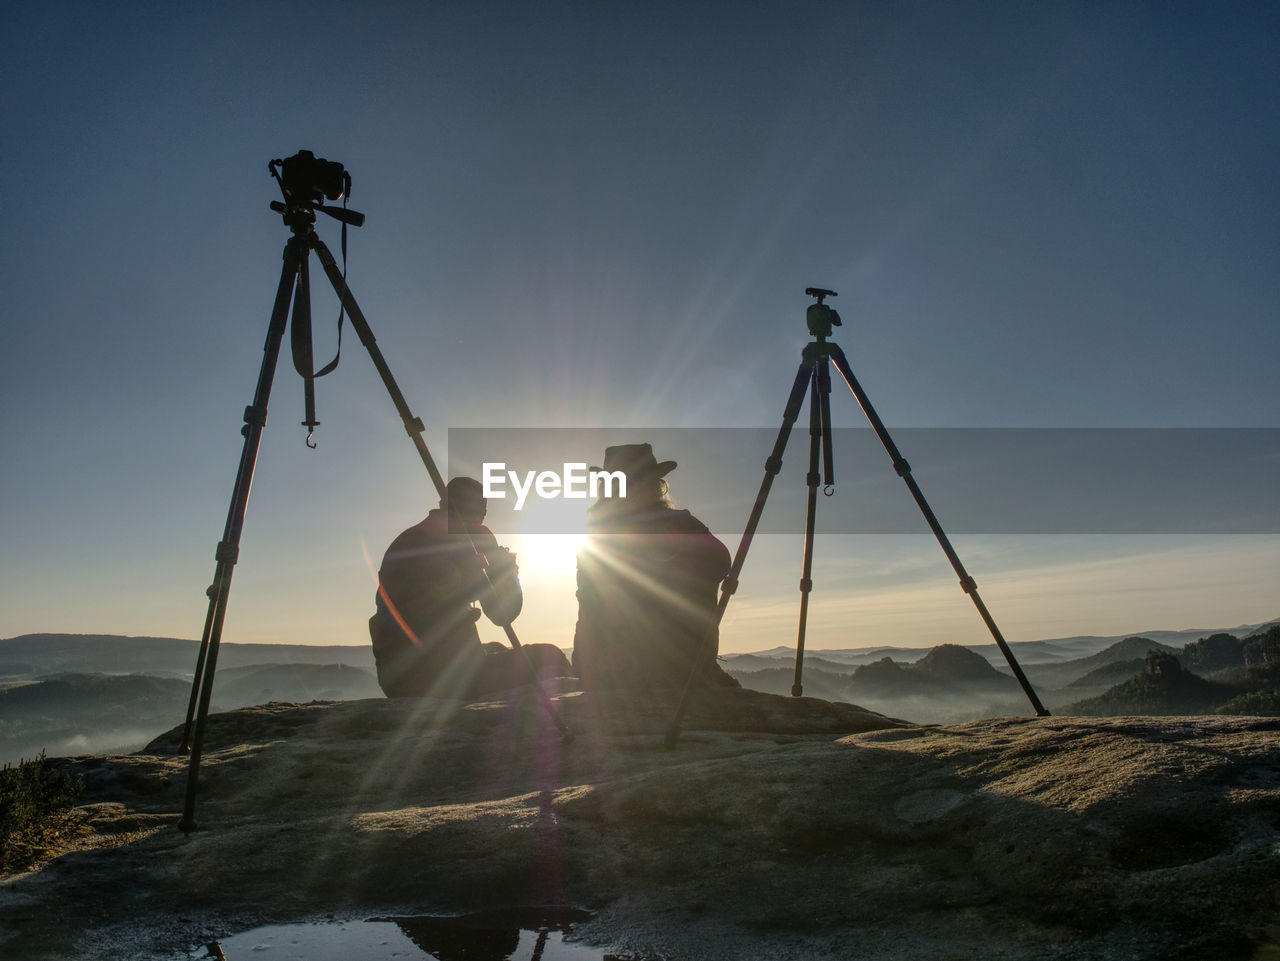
[1, 685, 1278, 960]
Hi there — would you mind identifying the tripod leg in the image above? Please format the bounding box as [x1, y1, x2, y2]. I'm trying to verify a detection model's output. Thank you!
[792, 371, 825, 697]
[827, 344, 1050, 716]
[308, 236, 572, 743]
[664, 356, 816, 748]
[178, 583, 217, 755]
[178, 236, 303, 832]
[818, 357, 835, 489]
[181, 241, 302, 754]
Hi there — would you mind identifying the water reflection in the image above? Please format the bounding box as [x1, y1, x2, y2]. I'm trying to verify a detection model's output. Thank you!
[373, 907, 593, 960]
[191, 907, 654, 961]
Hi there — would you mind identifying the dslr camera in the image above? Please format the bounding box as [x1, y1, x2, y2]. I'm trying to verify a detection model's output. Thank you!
[272, 150, 349, 207]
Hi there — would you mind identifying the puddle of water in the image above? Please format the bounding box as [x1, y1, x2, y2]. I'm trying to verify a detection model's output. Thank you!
[182, 908, 648, 961]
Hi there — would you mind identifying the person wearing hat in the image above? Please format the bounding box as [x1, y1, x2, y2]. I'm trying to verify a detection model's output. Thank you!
[572, 444, 738, 690]
[370, 476, 569, 698]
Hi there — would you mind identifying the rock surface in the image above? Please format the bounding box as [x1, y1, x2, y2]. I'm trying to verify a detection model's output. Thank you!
[2, 685, 1278, 960]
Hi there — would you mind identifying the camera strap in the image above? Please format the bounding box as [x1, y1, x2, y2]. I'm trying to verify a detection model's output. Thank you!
[289, 255, 321, 443]
[290, 186, 353, 445]
[310, 184, 353, 380]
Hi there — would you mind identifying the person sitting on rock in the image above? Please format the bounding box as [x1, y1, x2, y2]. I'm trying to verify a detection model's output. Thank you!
[572, 444, 738, 690]
[370, 476, 569, 698]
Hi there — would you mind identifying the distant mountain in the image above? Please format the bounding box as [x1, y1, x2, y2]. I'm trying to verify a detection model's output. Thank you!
[735, 642, 1064, 668]
[0, 673, 191, 724]
[719, 667, 852, 702]
[720, 652, 862, 676]
[1176, 629, 1280, 679]
[1064, 658, 1146, 691]
[785, 646, 939, 666]
[0, 634, 200, 678]
[1012, 619, 1280, 662]
[844, 658, 920, 697]
[1215, 688, 1280, 715]
[718, 653, 790, 673]
[0, 661, 380, 766]
[729, 642, 1022, 722]
[0, 633, 376, 680]
[846, 644, 1020, 699]
[1182, 633, 1247, 675]
[1023, 636, 1180, 691]
[1067, 652, 1240, 716]
[730, 618, 1280, 674]
[217, 663, 382, 704]
[728, 623, 1280, 725]
[1077, 635, 1181, 667]
[9, 622, 1278, 744]
[1065, 626, 1280, 717]
[912, 644, 1010, 682]
[0, 673, 195, 764]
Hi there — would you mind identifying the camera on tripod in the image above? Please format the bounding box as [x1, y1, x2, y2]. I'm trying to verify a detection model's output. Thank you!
[271, 149, 349, 208]
[804, 287, 841, 339]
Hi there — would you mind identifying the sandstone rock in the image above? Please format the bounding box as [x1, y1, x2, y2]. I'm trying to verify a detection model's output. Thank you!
[1, 688, 1276, 960]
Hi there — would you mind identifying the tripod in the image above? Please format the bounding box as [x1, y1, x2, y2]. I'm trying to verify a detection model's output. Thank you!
[177, 155, 568, 833]
[666, 288, 1048, 747]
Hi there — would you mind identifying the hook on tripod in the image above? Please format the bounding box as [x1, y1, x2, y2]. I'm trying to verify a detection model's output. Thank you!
[305, 429, 317, 449]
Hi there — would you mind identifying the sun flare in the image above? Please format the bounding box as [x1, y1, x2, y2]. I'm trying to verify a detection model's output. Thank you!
[507, 497, 591, 578]
[511, 532, 588, 577]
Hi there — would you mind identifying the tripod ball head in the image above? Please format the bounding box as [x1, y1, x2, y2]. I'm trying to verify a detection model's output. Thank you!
[804, 287, 841, 339]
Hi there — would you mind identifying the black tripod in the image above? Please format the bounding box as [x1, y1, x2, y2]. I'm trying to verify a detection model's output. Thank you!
[666, 288, 1049, 747]
[177, 153, 568, 833]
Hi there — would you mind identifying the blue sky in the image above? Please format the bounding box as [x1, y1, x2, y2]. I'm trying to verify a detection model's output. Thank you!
[2, 1, 1277, 654]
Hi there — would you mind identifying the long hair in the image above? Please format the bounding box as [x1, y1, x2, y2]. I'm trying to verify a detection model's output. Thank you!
[587, 475, 673, 523]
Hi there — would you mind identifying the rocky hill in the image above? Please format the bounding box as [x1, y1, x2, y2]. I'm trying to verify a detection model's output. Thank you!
[1068, 651, 1241, 715]
[909, 642, 1013, 683]
[0, 666, 381, 764]
[725, 626, 1280, 723]
[1064, 658, 1147, 691]
[1021, 635, 1180, 691]
[730, 642, 1028, 723]
[1067, 626, 1280, 716]
[713, 664, 853, 701]
[0, 634, 375, 679]
[2, 689, 1278, 960]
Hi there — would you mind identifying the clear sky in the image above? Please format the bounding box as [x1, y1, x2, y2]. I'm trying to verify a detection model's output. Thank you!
[2, 1, 1278, 656]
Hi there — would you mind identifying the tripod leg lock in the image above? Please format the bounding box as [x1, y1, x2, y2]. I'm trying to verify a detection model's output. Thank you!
[405, 416, 425, 438]
[721, 576, 739, 595]
[799, 577, 813, 593]
[959, 575, 977, 594]
[215, 541, 240, 565]
[764, 455, 783, 475]
[893, 458, 911, 477]
[806, 471, 821, 487]
[243, 405, 267, 428]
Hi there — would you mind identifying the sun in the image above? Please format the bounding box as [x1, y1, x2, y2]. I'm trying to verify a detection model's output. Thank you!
[506, 497, 590, 578]
[511, 532, 587, 577]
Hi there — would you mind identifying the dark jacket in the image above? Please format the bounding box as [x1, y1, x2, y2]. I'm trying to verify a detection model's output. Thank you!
[369, 509, 520, 696]
[572, 505, 730, 689]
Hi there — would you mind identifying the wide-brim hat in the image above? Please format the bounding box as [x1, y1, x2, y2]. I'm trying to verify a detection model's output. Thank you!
[592, 443, 677, 479]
